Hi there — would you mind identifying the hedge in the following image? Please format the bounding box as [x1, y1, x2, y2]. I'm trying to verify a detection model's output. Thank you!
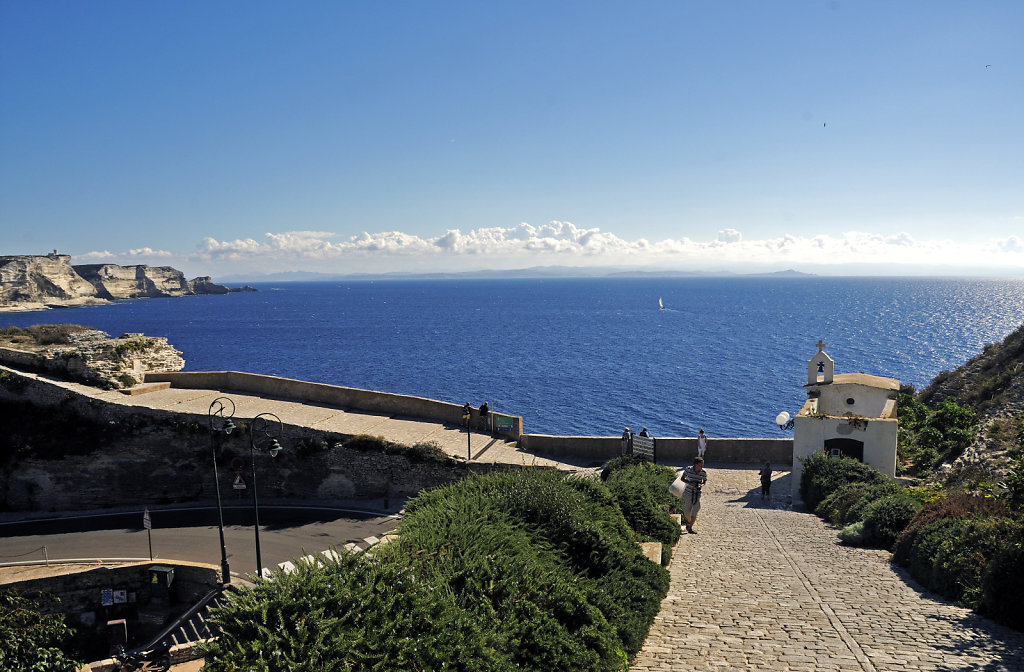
[205, 468, 673, 671]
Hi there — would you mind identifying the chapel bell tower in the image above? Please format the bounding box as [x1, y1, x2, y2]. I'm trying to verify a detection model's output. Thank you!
[808, 339, 834, 385]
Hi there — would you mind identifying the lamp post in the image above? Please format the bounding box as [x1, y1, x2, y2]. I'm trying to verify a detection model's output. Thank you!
[248, 412, 284, 578]
[775, 411, 795, 431]
[207, 397, 237, 584]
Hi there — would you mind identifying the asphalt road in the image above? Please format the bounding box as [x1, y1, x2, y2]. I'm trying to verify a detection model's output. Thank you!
[0, 506, 400, 577]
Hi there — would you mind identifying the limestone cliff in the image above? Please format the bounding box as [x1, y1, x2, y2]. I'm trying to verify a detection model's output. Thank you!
[73, 263, 194, 300]
[0, 253, 245, 310]
[0, 254, 102, 309]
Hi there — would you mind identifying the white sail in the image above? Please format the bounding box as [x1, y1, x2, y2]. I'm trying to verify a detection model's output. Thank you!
[658, 297, 664, 310]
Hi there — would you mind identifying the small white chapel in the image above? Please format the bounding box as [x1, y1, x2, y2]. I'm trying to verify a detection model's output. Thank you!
[788, 341, 900, 502]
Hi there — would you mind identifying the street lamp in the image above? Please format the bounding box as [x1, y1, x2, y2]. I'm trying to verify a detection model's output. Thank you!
[248, 412, 284, 578]
[207, 397, 237, 584]
[775, 411, 795, 431]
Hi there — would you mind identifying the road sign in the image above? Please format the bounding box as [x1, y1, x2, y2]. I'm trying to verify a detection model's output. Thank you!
[143, 508, 152, 530]
[233, 473, 246, 490]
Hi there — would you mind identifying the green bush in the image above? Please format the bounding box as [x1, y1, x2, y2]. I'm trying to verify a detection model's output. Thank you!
[800, 454, 887, 511]
[0, 588, 82, 672]
[380, 470, 667, 668]
[980, 525, 1024, 630]
[204, 552, 511, 672]
[893, 492, 1011, 565]
[843, 480, 902, 526]
[860, 494, 921, 550]
[604, 462, 681, 563]
[838, 521, 865, 545]
[814, 483, 869, 526]
[206, 469, 666, 670]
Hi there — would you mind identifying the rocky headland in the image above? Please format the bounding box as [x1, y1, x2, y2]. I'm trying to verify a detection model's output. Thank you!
[0, 253, 254, 312]
[0, 324, 184, 389]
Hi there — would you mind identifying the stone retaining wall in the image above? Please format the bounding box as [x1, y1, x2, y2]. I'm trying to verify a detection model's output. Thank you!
[520, 434, 793, 465]
[0, 368, 517, 513]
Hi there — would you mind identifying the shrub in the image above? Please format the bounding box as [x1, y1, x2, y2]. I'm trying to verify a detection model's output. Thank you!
[380, 470, 667, 667]
[599, 454, 653, 481]
[843, 480, 902, 526]
[800, 454, 887, 511]
[0, 588, 82, 672]
[23, 323, 87, 345]
[980, 525, 1024, 630]
[814, 483, 869, 526]
[604, 461, 681, 551]
[1002, 455, 1024, 512]
[860, 494, 921, 550]
[204, 552, 511, 672]
[907, 517, 1021, 609]
[893, 492, 1011, 565]
[838, 521, 865, 545]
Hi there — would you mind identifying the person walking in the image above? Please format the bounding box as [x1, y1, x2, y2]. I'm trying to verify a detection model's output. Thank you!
[697, 428, 708, 458]
[759, 461, 772, 501]
[679, 456, 707, 534]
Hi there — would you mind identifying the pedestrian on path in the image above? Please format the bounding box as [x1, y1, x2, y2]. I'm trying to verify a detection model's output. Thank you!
[680, 456, 707, 534]
[759, 461, 772, 501]
[697, 428, 708, 458]
[621, 427, 631, 455]
[462, 402, 472, 428]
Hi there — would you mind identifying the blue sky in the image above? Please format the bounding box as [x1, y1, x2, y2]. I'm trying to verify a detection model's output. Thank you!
[2, 1, 1022, 278]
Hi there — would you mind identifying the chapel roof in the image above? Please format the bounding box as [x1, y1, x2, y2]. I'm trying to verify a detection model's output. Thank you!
[805, 372, 900, 390]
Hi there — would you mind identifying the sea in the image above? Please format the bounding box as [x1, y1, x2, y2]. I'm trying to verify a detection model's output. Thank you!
[3, 277, 1023, 439]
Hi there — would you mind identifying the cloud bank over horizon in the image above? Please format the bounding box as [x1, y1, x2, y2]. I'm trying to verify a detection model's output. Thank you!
[76, 221, 1024, 277]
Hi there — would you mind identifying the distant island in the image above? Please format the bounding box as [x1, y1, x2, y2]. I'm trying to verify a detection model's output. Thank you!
[0, 252, 255, 312]
[216, 266, 815, 283]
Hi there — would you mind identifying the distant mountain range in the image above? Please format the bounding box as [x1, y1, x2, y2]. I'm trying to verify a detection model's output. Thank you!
[217, 266, 814, 283]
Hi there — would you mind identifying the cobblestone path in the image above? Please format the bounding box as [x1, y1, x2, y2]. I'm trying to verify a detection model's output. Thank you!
[632, 464, 1024, 672]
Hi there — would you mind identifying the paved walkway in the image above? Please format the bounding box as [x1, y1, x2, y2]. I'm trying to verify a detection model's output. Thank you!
[4, 368, 591, 470]
[631, 464, 1024, 672]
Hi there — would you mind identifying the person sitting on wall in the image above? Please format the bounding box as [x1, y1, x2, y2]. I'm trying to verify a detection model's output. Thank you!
[639, 427, 649, 437]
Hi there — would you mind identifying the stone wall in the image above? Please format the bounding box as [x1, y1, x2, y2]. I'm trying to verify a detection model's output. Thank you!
[520, 434, 793, 465]
[146, 370, 524, 439]
[0, 368, 513, 513]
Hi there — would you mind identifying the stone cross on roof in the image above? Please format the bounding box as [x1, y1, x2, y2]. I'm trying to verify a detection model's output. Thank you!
[816, 339, 826, 352]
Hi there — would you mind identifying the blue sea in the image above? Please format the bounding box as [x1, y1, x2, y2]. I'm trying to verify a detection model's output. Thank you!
[3, 277, 1023, 438]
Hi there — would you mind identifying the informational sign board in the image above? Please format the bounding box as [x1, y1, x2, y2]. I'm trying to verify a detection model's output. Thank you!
[101, 589, 113, 606]
[632, 435, 656, 462]
[494, 416, 514, 432]
[142, 508, 151, 530]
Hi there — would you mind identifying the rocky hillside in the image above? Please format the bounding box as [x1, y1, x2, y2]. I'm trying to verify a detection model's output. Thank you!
[0, 324, 184, 389]
[0, 253, 253, 311]
[918, 322, 1024, 483]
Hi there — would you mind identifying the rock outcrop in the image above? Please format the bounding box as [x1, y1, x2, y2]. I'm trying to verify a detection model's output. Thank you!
[0, 253, 249, 310]
[0, 326, 185, 389]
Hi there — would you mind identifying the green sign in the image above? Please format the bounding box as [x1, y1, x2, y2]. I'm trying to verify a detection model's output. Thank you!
[494, 416, 514, 432]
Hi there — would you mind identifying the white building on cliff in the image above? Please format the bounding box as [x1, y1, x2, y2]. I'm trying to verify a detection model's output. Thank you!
[786, 341, 900, 503]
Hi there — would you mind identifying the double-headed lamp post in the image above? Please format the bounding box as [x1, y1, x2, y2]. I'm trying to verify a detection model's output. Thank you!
[249, 412, 284, 578]
[207, 397, 237, 584]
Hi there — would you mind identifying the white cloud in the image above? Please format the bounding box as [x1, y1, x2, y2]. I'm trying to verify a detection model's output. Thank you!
[79, 222, 1024, 276]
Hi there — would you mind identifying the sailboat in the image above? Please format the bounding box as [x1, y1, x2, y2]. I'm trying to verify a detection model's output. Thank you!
[658, 297, 665, 310]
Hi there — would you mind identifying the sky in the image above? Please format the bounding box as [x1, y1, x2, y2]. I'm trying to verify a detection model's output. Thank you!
[1, 1, 1022, 279]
